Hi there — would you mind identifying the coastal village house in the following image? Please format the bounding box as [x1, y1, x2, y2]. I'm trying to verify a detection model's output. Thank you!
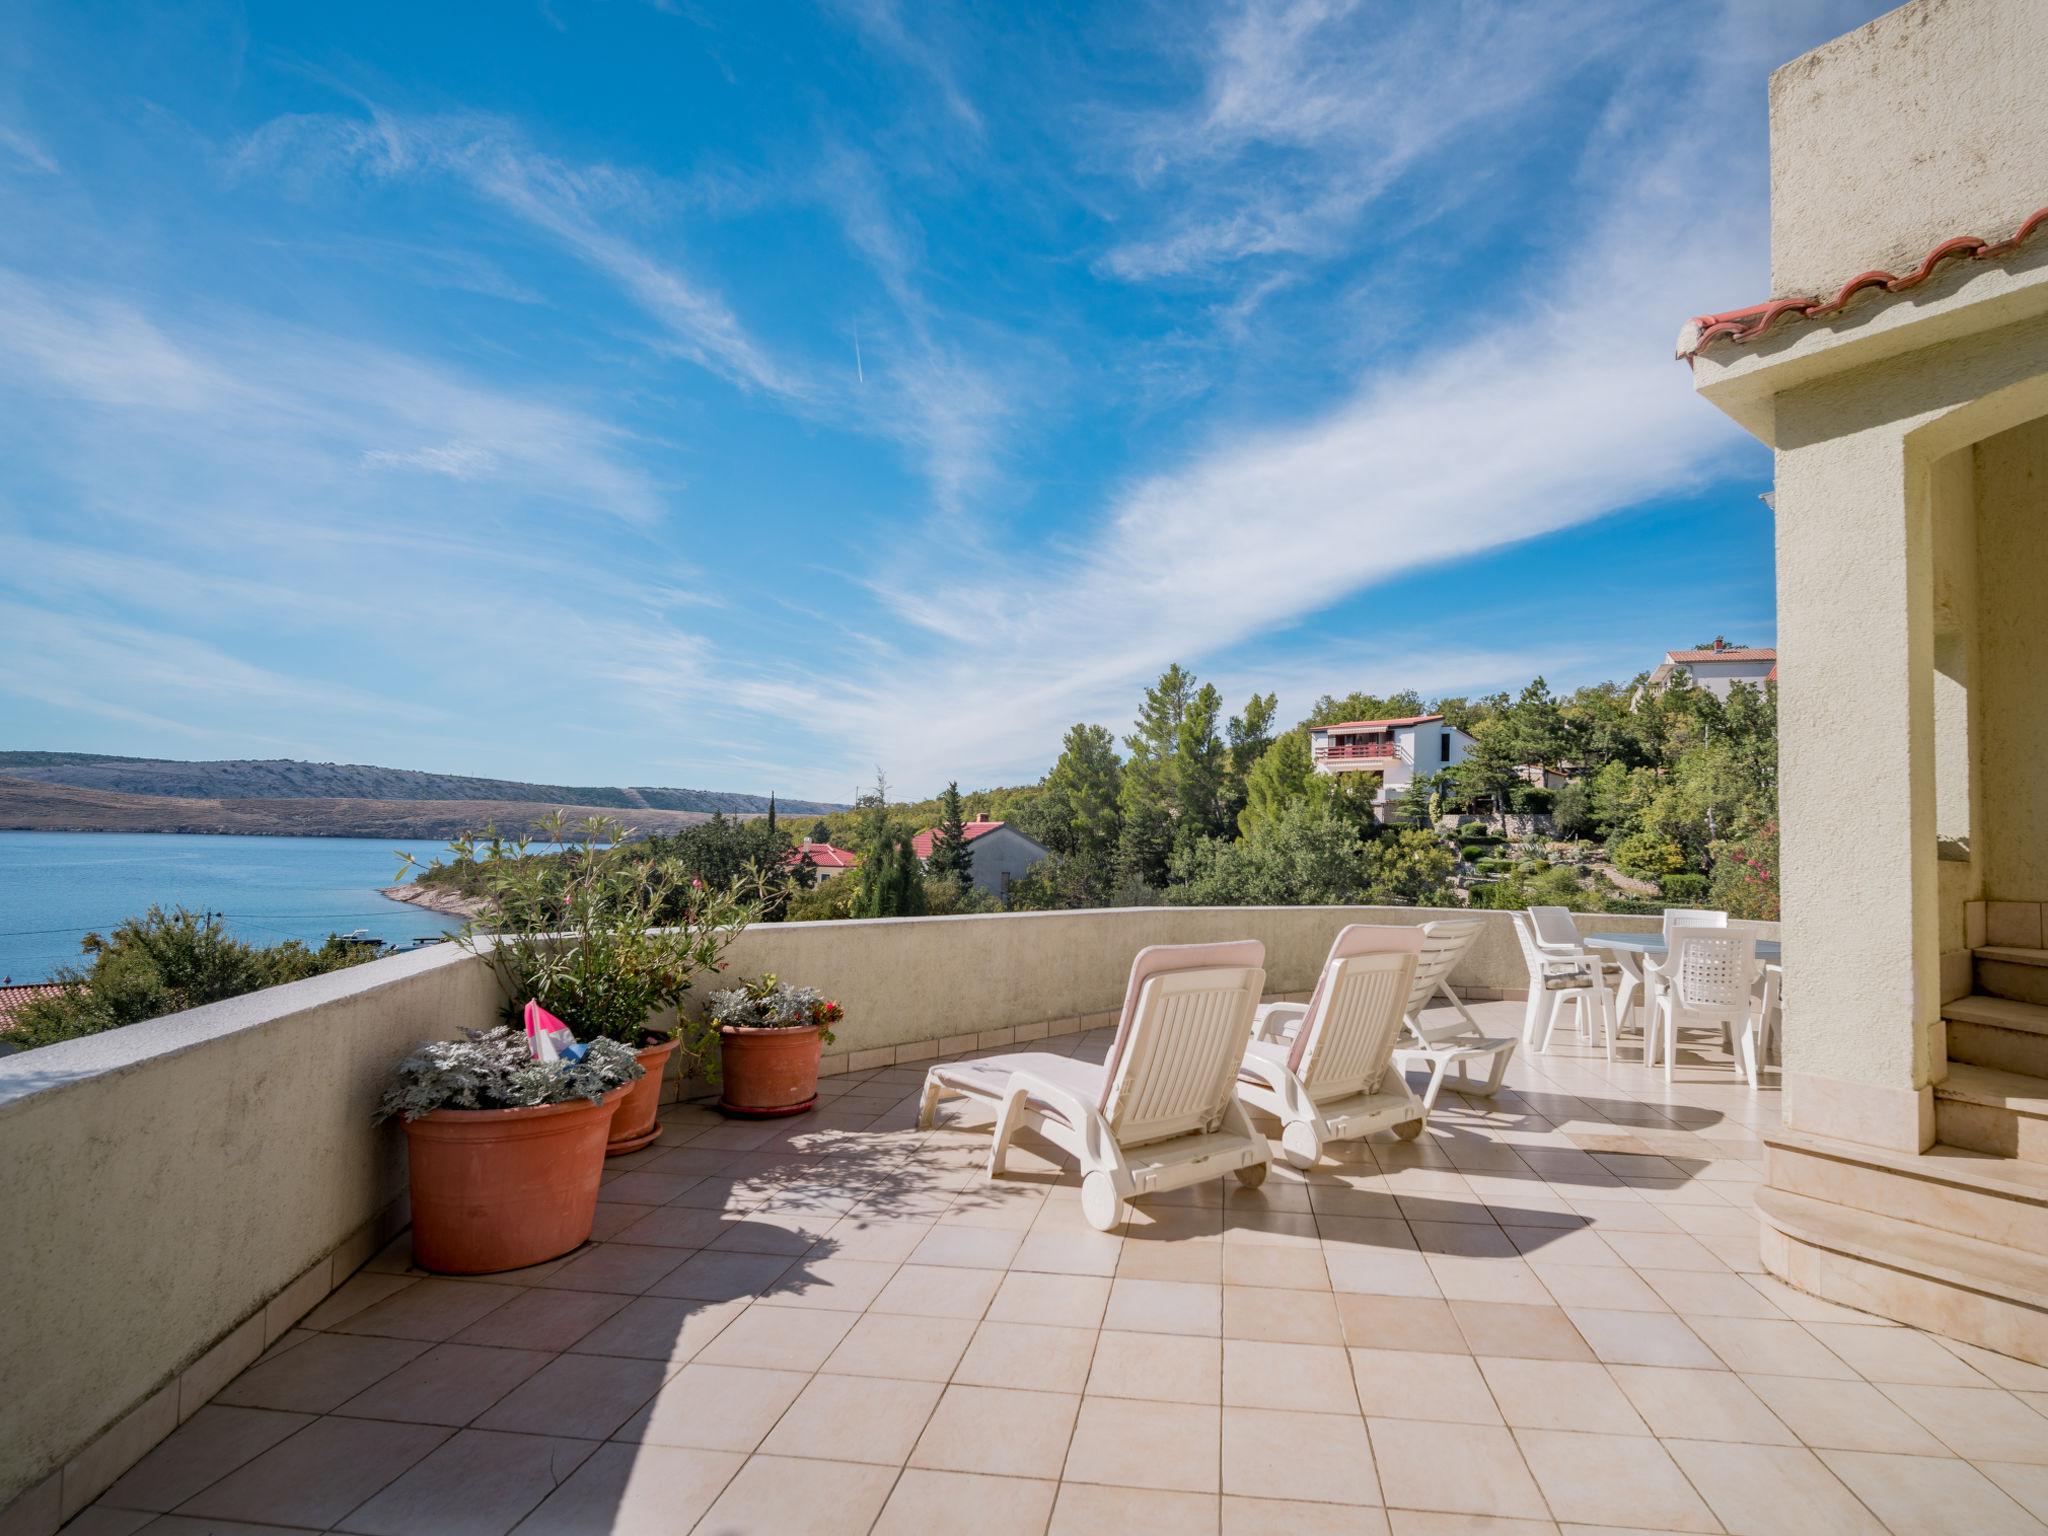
[910, 817, 1047, 898]
[1681, 0, 2048, 1360]
[1645, 638, 1780, 699]
[1308, 713, 1474, 811]
[789, 841, 858, 880]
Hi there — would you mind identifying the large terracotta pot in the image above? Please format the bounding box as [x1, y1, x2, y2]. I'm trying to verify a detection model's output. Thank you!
[402, 1095, 616, 1274]
[606, 1037, 680, 1156]
[718, 1024, 822, 1118]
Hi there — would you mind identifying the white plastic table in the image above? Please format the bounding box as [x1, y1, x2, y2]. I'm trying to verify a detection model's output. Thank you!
[1585, 932, 1782, 1048]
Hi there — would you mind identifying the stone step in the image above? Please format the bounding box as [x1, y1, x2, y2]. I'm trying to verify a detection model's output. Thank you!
[1975, 946, 2048, 1008]
[1768, 1126, 2048, 1252]
[1944, 994, 2048, 1076]
[1936, 1063, 2048, 1163]
[1756, 1186, 2048, 1366]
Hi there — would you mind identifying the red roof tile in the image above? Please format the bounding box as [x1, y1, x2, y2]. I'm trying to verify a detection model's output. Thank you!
[1679, 206, 2048, 359]
[910, 820, 1004, 860]
[789, 842, 858, 869]
[1665, 647, 1776, 664]
[1314, 715, 1444, 732]
[0, 983, 65, 1031]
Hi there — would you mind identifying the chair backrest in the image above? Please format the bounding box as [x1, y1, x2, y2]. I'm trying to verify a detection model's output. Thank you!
[1290, 925, 1423, 1099]
[1661, 907, 1727, 945]
[1510, 909, 1566, 977]
[1410, 918, 1483, 1014]
[1098, 941, 1267, 1146]
[1667, 927, 1755, 1014]
[1528, 906, 1583, 950]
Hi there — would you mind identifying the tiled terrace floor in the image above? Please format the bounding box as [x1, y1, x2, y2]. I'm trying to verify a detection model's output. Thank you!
[81, 1001, 2048, 1536]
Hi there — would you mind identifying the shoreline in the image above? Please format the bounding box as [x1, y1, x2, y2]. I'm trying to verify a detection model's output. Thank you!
[379, 884, 487, 920]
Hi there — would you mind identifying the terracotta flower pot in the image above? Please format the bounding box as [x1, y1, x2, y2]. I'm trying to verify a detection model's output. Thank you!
[718, 1024, 822, 1118]
[402, 1095, 617, 1274]
[606, 1037, 680, 1156]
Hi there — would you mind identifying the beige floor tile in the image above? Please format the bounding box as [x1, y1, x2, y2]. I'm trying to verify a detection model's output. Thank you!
[1318, 1215, 1420, 1251]
[689, 1452, 899, 1536]
[987, 1271, 1113, 1328]
[693, 1304, 856, 1370]
[1533, 1265, 1669, 1313]
[1598, 1231, 1727, 1273]
[330, 1280, 521, 1343]
[449, 1289, 629, 1353]
[1224, 1285, 1342, 1344]
[532, 1242, 693, 1296]
[1352, 1349, 1501, 1425]
[1337, 1294, 1465, 1353]
[613, 1361, 807, 1451]
[1981, 1462, 2048, 1525]
[334, 1427, 596, 1536]
[1224, 1244, 1331, 1291]
[753, 1255, 900, 1312]
[1062, 1397, 1221, 1493]
[1664, 1439, 1885, 1535]
[1014, 1226, 1125, 1277]
[334, 1342, 551, 1427]
[1450, 1303, 1592, 1362]
[48, 1510, 153, 1536]
[1048, 1482, 1220, 1536]
[1938, 1338, 2048, 1392]
[822, 1311, 977, 1381]
[1685, 1314, 1858, 1378]
[873, 1468, 1058, 1536]
[1478, 1358, 1645, 1434]
[870, 1262, 1005, 1320]
[910, 1383, 1082, 1478]
[1820, 1448, 2048, 1536]
[1635, 1267, 1786, 1319]
[1225, 1495, 1390, 1533]
[910, 1224, 1027, 1270]
[1116, 1238, 1226, 1284]
[759, 1372, 943, 1464]
[215, 1333, 431, 1414]
[510, 1441, 742, 1536]
[473, 1352, 674, 1439]
[1225, 1407, 1379, 1505]
[956, 1320, 1099, 1393]
[1325, 1247, 1442, 1299]
[816, 1216, 938, 1263]
[1370, 1419, 1540, 1519]
[563, 1294, 746, 1364]
[1427, 1257, 1552, 1307]
[1220, 1339, 1356, 1414]
[175, 1417, 449, 1529]
[1087, 1330, 1223, 1404]
[99, 1406, 314, 1512]
[1879, 1383, 2048, 1463]
[1740, 1373, 1949, 1454]
[1607, 1363, 1797, 1445]
[304, 1274, 421, 1331]
[1562, 1308, 1718, 1369]
[1384, 1513, 1552, 1536]
[1105, 1278, 1223, 1335]
[1806, 1323, 1998, 1386]
[605, 1205, 731, 1249]
[1511, 1429, 1716, 1532]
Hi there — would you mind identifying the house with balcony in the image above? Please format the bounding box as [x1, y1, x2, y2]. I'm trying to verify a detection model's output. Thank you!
[909, 817, 1047, 897]
[1309, 713, 1473, 809]
[1645, 638, 1780, 699]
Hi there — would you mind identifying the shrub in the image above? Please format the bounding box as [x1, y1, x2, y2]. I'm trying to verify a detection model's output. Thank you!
[1551, 782, 1596, 840]
[1508, 785, 1555, 814]
[1612, 831, 1687, 882]
[1659, 872, 1709, 903]
[376, 1027, 644, 1121]
[707, 975, 843, 1046]
[1476, 858, 1514, 875]
[784, 876, 858, 922]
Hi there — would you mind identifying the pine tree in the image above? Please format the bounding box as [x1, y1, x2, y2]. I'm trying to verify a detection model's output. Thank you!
[852, 772, 929, 918]
[1118, 664, 1197, 888]
[927, 782, 974, 889]
[766, 792, 777, 834]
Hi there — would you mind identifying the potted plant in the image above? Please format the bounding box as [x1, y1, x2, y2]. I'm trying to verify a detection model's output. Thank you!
[376, 1027, 644, 1273]
[704, 974, 844, 1117]
[400, 813, 762, 1155]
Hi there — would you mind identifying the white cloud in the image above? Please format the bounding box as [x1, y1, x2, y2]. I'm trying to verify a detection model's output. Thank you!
[0, 123, 58, 175]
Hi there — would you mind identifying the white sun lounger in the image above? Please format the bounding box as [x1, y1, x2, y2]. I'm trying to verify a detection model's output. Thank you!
[1387, 918, 1519, 1110]
[916, 940, 1271, 1231]
[1240, 924, 1427, 1167]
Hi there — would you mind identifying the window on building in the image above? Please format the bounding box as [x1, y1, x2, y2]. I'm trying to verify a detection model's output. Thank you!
[1440, 732, 1452, 763]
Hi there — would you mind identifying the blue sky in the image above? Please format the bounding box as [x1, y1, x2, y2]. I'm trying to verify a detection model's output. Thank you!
[0, 1, 1877, 801]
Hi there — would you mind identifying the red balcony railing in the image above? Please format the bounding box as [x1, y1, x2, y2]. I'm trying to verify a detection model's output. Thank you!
[1314, 741, 1399, 761]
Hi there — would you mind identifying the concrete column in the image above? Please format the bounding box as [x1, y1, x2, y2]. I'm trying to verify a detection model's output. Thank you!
[1773, 413, 1942, 1152]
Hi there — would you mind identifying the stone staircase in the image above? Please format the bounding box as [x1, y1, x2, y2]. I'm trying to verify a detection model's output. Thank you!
[1759, 934, 2048, 1364]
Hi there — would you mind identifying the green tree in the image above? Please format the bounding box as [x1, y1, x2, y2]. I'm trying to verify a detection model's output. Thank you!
[1118, 664, 1197, 888]
[1030, 723, 1124, 905]
[806, 818, 832, 844]
[1239, 730, 1317, 836]
[1223, 691, 1278, 828]
[851, 774, 929, 918]
[1174, 682, 1231, 855]
[1452, 716, 1524, 817]
[926, 781, 975, 889]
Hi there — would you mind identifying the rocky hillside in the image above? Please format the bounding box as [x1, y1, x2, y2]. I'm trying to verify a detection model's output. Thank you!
[0, 753, 841, 817]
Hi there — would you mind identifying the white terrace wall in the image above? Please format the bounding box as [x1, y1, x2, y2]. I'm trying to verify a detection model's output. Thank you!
[0, 903, 1694, 1522]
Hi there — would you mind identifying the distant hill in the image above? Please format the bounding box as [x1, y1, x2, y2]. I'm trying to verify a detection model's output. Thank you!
[0, 753, 842, 818]
[0, 775, 741, 840]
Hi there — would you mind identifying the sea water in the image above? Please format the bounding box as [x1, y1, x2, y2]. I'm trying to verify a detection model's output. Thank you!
[0, 832, 461, 983]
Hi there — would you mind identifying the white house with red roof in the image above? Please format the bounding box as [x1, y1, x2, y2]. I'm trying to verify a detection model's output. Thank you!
[1308, 714, 1474, 810]
[1645, 638, 1778, 699]
[789, 842, 859, 880]
[910, 818, 1048, 897]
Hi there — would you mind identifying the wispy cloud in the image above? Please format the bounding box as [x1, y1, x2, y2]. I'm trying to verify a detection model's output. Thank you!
[823, 0, 984, 135]
[0, 123, 58, 175]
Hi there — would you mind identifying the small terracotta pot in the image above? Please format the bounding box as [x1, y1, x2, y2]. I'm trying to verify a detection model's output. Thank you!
[402, 1096, 616, 1274]
[718, 1024, 823, 1118]
[606, 1037, 680, 1156]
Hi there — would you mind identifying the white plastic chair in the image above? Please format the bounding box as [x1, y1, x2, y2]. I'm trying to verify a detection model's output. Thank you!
[1527, 906, 1617, 1053]
[1642, 907, 1727, 1023]
[1388, 918, 1519, 1108]
[1239, 925, 1425, 1168]
[1511, 909, 1613, 1057]
[917, 941, 1270, 1231]
[1648, 927, 1759, 1083]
